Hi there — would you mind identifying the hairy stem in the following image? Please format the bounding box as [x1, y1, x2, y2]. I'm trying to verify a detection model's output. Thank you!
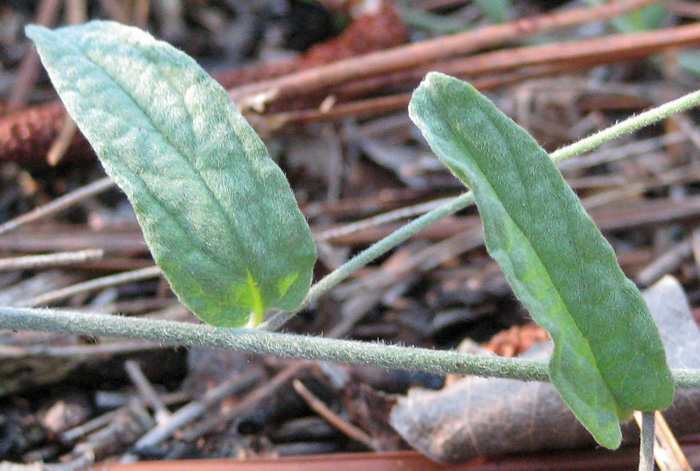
[1, 306, 544, 379]
[551, 88, 700, 163]
[2, 306, 699, 389]
[638, 411, 656, 471]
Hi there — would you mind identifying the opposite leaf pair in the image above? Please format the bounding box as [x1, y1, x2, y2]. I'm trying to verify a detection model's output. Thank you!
[26, 21, 673, 449]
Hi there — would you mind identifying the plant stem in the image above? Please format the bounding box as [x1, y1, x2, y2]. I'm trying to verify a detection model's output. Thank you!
[2, 306, 700, 389]
[639, 411, 656, 471]
[314, 196, 455, 242]
[551, 89, 700, 164]
[0, 305, 545, 379]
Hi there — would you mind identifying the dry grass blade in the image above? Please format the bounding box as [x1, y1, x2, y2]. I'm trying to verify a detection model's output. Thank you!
[0, 177, 115, 235]
[0, 249, 104, 271]
[17, 265, 162, 307]
[4, 0, 62, 114]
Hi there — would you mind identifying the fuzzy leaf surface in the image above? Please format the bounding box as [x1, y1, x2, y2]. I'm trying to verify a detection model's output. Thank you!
[408, 72, 674, 448]
[26, 21, 317, 327]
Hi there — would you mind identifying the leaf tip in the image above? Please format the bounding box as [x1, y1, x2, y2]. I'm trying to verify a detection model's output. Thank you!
[423, 70, 446, 82]
[422, 71, 461, 91]
[24, 23, 48, 42]
[600, 430, 622, 450]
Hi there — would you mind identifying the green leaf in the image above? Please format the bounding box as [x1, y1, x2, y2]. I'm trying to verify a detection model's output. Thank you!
[26, 21, 317, 327]
[409, 72, 674, 448]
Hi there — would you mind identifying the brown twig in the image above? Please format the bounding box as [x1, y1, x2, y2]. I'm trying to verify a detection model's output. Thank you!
[636, 238, 694, 288]
[132, 0, 151, 29]
[0, 223, 148, 254]
[124, 360, 172, 425]
[214, 2, 407, 91]
[0, 248, 104, 271]
[0, 176, 115, 235]
[267, 23, 700, 127]
[668, 0, 700, 19]
[123, 368, 264, 458]
[83, 445, 700, 471]
[47, 116, 79, 166]
[0, 3, 407, 168]
[0, 340, 167, 359]
[4, 0, 63, 114]
[17, 265, 162, 307]
[264, 64, 579, 127]
[292, 379, 375, 450]
[176, 362, 308, 443]
[330, 22, 700, 100]
[46, 0, 86, 166]
[229, 0, 663, 107]
[60, 391, 189, 443]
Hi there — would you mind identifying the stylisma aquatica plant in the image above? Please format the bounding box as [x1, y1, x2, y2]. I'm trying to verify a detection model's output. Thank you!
[8, 19, 686, 454]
